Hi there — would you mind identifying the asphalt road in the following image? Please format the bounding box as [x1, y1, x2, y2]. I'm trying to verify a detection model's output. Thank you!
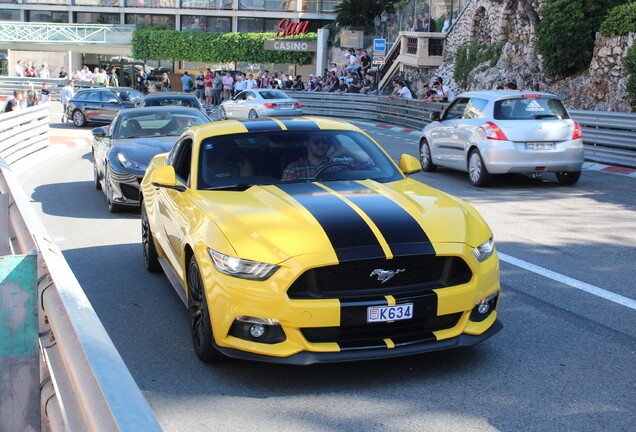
[16, 118, 636, 432]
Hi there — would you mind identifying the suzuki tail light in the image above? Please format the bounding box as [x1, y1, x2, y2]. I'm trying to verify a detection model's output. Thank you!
[480, 121, 509, 141]
[263, 103, 278, 108]
[572, 121, 582, 140]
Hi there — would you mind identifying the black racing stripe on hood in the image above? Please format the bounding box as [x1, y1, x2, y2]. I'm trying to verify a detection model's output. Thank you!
[326, 181, 435, 256]
[277, 182, 385, 262]
[279, 119, 320, 130]
[242, 120, 283, 132]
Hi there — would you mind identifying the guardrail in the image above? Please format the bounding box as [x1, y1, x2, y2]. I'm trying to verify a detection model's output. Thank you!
[0, 103, 51, 165]
[289, 91, 636, 168]
[0, 107, 162, 431]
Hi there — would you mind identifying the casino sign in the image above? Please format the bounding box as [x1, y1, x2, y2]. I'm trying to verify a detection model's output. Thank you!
[264, 18, 317, 52]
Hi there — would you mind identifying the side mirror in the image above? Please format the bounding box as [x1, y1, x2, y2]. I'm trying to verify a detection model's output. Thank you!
[92, 127, 109, 138]
[150, 165, 184, 191]
[430, 111, 441, 121]
[399, 154, 421, 175]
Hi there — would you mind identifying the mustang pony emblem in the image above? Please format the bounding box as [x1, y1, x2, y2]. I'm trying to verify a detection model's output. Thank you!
[370, 269, 405, 283]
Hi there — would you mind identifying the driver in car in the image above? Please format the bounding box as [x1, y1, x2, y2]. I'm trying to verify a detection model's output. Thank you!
[281, 135, 372, 180]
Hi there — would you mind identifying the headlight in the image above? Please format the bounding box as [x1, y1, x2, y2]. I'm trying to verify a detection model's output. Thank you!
[117, 153, 147, 170]
[208, 249, 279, 281]
[472, 236, 495, 262]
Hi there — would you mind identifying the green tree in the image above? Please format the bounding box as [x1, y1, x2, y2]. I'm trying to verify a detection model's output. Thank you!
[334, 0, 396, 29]
[536, 0, 629, 76]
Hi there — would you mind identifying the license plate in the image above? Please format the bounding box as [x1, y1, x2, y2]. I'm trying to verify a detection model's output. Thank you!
[527, 142, 555, 150]
[367, 303, 414, 323]
[282, 103, 292, 109]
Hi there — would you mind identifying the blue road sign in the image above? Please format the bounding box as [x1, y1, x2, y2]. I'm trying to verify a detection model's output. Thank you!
[374, 39, 386, 52]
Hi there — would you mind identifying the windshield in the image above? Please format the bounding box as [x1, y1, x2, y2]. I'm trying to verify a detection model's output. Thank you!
[197, 130, 402, 190]
[260, 90, 289, 100]
[114, 89, 144, 103]
[144, 97, 197, 108]
[494, 97, 570, 120]
[115, 111, 208, 139]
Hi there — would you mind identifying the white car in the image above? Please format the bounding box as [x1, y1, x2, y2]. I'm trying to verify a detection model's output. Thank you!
[219, 89, 303, 120]
[419, 90, 584, 186]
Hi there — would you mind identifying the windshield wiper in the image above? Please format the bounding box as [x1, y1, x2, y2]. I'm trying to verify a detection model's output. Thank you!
[204, 183, 254, 191]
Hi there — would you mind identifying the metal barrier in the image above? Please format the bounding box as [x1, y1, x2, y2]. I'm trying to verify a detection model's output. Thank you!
[290, 92, 636, 168]
[0, 103, 51, 165]
[0, 106, 162, 430]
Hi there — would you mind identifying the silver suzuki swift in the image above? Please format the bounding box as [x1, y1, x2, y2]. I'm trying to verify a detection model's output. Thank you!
[419, 90, 584, 186]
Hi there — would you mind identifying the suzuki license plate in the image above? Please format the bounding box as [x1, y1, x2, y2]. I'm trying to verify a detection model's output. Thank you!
[367, 303, 414, 323]
[527, 142, 555, 150]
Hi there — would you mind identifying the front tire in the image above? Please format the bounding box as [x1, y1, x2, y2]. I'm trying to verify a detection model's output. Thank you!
[73, 110, 86, 127]
[248, 109, 258, 119]
[219, 106, 227, 120]
[419, 139, 437, 172]
[468, 149, 491, 187]
[187, 256, 225, 363]
[556, 171, 581, 185]
[141, 203, 160, 272]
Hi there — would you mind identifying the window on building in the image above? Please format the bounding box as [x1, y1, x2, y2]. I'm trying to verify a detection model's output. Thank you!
[74, 0, 122, 6]
[125, 14, 175, 28]
[0, 9, 19, 21]
[237, 18, 280, 33]
[238, 0, 296, 12]
[75, 12, 120, 25]
[181, 16, 231, 33]
[125, 0, 176, 7]
[23, 0, 67, 5]
[181, 0, 232, 9]
[27, 10, 69, 23]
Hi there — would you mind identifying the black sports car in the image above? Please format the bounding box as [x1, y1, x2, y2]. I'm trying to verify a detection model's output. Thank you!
[92, 106, 211, 212]
[67, 87, 145, 127]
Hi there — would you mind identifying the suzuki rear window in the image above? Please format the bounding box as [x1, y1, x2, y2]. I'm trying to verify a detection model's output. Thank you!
[494, 97, 569, 120]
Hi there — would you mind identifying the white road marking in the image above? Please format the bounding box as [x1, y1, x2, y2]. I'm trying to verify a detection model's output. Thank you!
[498, 252, 636, 310]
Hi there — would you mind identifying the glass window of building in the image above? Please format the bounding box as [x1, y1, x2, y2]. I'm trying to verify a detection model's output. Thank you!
[181, 16, 231, 33]
[27, 11, 69, 23]
[125, 0, 176, 7]
[179, 61, 235, 72]
[181, 0, 232, 10]
[125, 14, 175, 28]
[0, 9, 20, 21]
[75, 12, 120, 25]
[23, 0, 67, 5]
[75, 1, 122, 6]
[237, 18, 280, 33]
[238, 0, 296, 12]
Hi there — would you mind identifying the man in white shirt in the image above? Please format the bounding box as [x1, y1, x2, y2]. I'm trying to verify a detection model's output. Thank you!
[39, 63, 50, 78]
[441, 13, 452, 33]
[234, 74, 246, 95]
[60, 81, 75, 122]
[14, 60, 24, 77]
[245, 74, 256, 90]
[397, 81, 413, 99]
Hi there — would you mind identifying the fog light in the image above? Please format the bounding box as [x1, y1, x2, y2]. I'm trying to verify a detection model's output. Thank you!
[250, 323, 265, 338]
[477, 302, 490, 315]
[470, 292, 498, 322]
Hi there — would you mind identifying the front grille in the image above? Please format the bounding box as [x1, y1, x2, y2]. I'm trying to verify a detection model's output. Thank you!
[287, 255, 472, 300]
[301, 313, 462, 349]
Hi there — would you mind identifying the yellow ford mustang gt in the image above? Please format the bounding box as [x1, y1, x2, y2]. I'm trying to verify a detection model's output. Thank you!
[140, 117, 502, 364]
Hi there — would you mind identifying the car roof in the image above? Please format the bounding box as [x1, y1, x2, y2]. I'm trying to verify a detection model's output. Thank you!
[144, 92, 195, 98]
[188, 116, 360, 142]
[457, 90, 561, 101]
[77, 87, 139, 92]
[118, 106, 205, 116]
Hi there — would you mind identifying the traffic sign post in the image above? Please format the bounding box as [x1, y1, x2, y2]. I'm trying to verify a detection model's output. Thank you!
[373, 39, 386, 86]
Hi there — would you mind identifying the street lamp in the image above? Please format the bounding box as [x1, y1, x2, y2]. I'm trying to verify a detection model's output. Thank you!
[374, 15, 381, 38]
[381, 10, 389, 40]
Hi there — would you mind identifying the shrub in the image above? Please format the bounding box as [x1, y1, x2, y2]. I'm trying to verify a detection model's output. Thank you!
[624, 44, 636, 110]
[600, 2, 636, 36]
[132, 29, 316, 65]
[536, 0, 629, 76]
[453, 42, 505, 88]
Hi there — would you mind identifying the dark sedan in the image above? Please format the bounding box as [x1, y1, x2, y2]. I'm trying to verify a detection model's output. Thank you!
[92, 106, 210, 212]
[68, 87, 145, 127]
[140, 92, 208, 114]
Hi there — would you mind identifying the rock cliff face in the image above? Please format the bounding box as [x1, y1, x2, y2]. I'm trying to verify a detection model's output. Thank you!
[432, 0, 634, 111]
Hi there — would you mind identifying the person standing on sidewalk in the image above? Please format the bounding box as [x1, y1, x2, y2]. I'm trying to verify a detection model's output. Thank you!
[60, 80, 75, 123]
[181, 71, 193, 92]
[212, 71, 223, 106]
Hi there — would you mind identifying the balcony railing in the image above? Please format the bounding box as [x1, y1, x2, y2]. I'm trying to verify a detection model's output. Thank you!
[0, 22, 134, 44]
